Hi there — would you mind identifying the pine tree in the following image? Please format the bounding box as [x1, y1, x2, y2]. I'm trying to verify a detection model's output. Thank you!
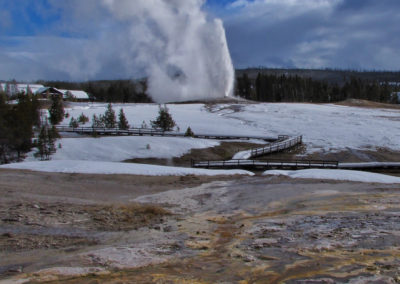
[10, 94, 39, 160]
[92, 114, 104, 128]
[0, 94, 40, 163]
[34, 124, 59, 160]
[49, 94, 64, 125]
[184, 127, 194, 137]
[151, 105, 176, 131]
[118, 108, 130, 130]
[35, 126, 49, 160]
[104, 103, 116, 128]
[69, 117, 79, 128]
[78, 113, 89, 124]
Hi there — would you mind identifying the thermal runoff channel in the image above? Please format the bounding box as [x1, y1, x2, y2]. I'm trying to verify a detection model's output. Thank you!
[103, 0, 235, 103]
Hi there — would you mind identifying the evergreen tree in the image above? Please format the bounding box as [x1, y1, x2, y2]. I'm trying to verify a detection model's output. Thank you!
[34, 124, 58, 160]
[184, 127, 194, 137]
[48, 125, 59, 154]
[49, 94, 64, 125]
[0, 94, 40, 163]
[104, 103, 116, 128]
[69, 117, 79, 128]
[35, 126, 49, 160]
[0, 94, 10, 163]
[151, 105, 176, 131]
[10, 94, 39, 160]
[78, 113, 89, 124]
[38, 123, 60, 160]
[118, 108, 130, 130]
[92, 114, 105, 128]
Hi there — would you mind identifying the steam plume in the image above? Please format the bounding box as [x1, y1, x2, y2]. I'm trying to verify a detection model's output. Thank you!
[102, 0, 235, 103]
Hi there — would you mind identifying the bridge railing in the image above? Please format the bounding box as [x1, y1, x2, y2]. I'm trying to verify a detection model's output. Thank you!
[55, 125, 276, 141]
[56, 125, 171, 135]
[250, 136, 303, 158]
[192, 158, 338, 169]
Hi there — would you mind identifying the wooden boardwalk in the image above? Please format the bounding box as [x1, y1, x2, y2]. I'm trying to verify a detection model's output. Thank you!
[192, 159, 338, 170]
[249, 136, 302, 158]
[192, 160, 400, 171]
[55, 126, 277, 142]
[339, 162, 400, 170]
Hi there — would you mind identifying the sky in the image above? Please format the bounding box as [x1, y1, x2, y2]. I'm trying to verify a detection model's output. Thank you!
[0, 0, 400, 81]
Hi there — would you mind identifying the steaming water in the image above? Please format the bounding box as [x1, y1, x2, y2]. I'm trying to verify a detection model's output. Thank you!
[103, 0, 235, 103]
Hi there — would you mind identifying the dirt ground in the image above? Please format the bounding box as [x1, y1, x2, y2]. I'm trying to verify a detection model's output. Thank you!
[1, 168, 400, 283]
[126, 141, 263, 167]
[335, 99, 400, 110]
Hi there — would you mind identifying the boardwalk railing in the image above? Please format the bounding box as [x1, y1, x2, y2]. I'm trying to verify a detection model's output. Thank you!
[56, 126, 166, 136]
[192, 159, 339, 170]
[249, 136, 303, 158]
[55, 125, 276, 141]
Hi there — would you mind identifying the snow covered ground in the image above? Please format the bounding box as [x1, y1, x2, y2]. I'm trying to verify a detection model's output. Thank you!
[224, 103, 400, 154]
[25, 136, 220, 162]
[263, 169, 400, 184]
[5, 102, 400, 176]
[63, 102, 400, 155]
[0, 160, 254, 176]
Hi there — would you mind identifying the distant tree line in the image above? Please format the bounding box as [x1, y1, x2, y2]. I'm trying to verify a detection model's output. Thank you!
[236, 68, 400, 85]
[236, 73, 398, 103]
[37, 79, 152, 103]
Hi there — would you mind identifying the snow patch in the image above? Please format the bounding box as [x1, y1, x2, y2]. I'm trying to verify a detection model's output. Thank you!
[26, 136, 220, 162]
[263, 169, 400, 184]
[0, 160, 254, 176]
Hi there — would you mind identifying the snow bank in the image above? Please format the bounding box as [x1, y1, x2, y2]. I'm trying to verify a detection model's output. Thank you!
[26, 136, 220, 162]
[263, 169, 400, 184]
[0, 160, 254, 176]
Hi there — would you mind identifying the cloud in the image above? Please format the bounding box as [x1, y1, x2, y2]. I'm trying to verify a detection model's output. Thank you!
[220, 0, 400, 70]
[1, 0, 400, 85]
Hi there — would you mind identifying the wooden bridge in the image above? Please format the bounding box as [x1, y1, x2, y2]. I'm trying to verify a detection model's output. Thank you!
[249, 136, 302, 158]
[192, 159, 400, 171]
[339, 162, 400, 171]
[192, 159, 338, 170]
[55, 126, 277, 142]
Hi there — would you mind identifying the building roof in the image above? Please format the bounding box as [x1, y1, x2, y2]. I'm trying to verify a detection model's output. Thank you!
[35, 87, 64, 95]
[62, 89, 90, 100]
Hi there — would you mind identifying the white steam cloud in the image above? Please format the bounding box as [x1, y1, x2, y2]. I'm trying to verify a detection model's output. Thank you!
[102, 0, 235, 103]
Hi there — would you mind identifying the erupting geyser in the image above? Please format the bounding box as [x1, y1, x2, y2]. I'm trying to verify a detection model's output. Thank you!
[102, 0, 235, 103]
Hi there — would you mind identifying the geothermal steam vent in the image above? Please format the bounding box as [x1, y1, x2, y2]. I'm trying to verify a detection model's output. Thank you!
[103, 0, 234, 103]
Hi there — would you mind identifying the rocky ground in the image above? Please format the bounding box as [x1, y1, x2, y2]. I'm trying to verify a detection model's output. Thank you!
[1, 168, 400, 283]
